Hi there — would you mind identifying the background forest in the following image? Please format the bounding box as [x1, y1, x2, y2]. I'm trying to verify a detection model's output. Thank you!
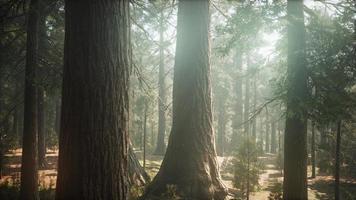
[0, 0, 356, 200]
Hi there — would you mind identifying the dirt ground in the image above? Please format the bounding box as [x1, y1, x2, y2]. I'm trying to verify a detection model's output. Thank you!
[1, 149, 356, 199]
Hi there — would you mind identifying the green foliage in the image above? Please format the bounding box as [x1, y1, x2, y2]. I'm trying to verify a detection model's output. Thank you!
[233, 138, 263, 198]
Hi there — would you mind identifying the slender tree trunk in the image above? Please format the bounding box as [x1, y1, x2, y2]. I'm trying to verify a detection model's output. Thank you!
[55, 1, 130, 199]
[37, 89, 46, 168]
[143, 101, 148, 169]
[231, 49, 243, 149]
[143, 1, 227, 199]
[335, 120, 341, 200]
[311, 121, 316, 178]
[265, 111, 270, 153]
[154, 7, 167, 155]
[54, 98, 60, 136]
[37, 7, 47, 168]
[244, 54, 250, 137]
[217, 95, 226, 156]
[283, 0, 308, 199]
[271, 121, 277, 154]
[20, 0, 40, 199]
[252, 73, 257, 142]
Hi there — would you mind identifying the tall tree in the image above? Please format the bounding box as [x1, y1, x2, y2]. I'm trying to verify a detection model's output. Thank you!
[311, 121, 316, 178]
[55, 0, 131, 199]
[231, 49, 243, 149]
[265, 110, 270, 153]
[216, 91, 227, 156]
[20, 0, 40, 199]
[244, 54, 251, 137]
[143, 1, 227, 199]
[252, 73, 257, 141]
[270, 120, 277, 154]
[283, 0, 308, 199]
[37, 8, 47, 168]
[335, 120, 342, 200]
[154, 4, 167, 155]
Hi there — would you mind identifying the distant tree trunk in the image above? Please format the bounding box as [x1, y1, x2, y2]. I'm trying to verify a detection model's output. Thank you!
[311, 121, 316, 178]
[252, 74, 257, 141]
[55, 1, 130, 199]
[37, 89, 46, 168]
[283, 0, 308, 199]
[265, 110, 270, 153]
[143, 101, 148, 169]
[20, 0, 40, 199]
[335, 120, 341, 200]
[217, 94, 226, 156]
[271, 121, 277, 154]
[143, 1, 227, 199]
[244, 55, 250, 137]
[154, 7, 167, 156]
[54, 98, 60, 136]
[37, 12, 46, 168]
[231, 49, 243, 149]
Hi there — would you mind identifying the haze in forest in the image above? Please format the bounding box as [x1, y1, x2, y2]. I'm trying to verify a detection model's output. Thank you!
[0, 0, 356, 200]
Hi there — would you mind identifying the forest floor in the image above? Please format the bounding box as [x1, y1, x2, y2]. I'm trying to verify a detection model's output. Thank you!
[1, 149, 356, 199]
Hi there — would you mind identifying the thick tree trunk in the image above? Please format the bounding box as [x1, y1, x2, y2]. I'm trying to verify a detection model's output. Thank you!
[231, 49, 243, 149]
[0, 66, 3, 179]
[271, 121, 277, 154]
[143, 1, 227, 199]
[334, 120, 341, 200]
[55, 1, 131, 199]
[154, 8, 167, 156]
[20, 0, 40, 199]
[283, 0, 308, 199]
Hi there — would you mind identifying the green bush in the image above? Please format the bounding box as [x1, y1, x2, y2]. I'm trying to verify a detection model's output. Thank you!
[232, 138, 263, 198]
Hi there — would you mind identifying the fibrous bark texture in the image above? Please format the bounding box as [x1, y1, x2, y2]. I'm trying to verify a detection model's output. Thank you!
[283, 0, 308, 199]
[20, 0, 40, 199]
[55, 1, 130, 199]
[143, 1, 227, 199]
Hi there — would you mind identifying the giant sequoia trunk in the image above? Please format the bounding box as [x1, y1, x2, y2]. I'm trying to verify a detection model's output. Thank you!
[154, 7, 167, 155]
[20, 0, 40, 199]
[143, 1, 227, 199]
[55, 1, 131, 199]
[283, 0, 308, 199]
